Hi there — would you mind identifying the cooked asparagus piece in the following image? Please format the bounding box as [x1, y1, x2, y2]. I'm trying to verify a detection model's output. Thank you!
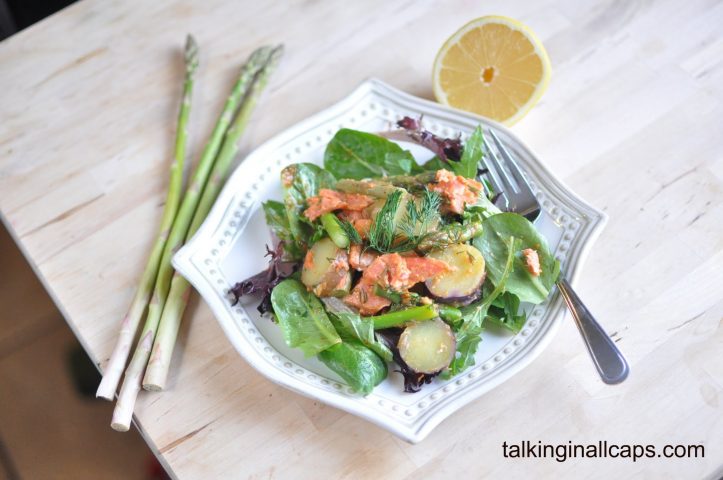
[320, 213, 350, 249]
[386, 171, 437, 191]
[365, 304, 438, 330]
[334, 178, 403, 197]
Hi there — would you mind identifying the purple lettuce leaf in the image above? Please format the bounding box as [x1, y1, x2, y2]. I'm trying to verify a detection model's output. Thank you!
[230, 242, 298, 315]
[395, 116, 464, 163]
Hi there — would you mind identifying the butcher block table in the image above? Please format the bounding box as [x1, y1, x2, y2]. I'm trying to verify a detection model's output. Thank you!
[1, 0, 722, 478]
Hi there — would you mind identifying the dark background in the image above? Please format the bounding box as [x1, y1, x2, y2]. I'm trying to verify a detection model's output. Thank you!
[0, 0, 75, 40]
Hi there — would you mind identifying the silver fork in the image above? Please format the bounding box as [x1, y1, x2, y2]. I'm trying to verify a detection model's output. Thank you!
[481, 129, 629, 385]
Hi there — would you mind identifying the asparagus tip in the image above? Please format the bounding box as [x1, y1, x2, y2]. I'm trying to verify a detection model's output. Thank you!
[271, 43, 285, 59]
[185, 34, 199, 73]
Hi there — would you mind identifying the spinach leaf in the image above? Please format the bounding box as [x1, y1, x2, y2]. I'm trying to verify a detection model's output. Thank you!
[281, 163, 335, 244]
[321, 298, 393, 362]
[474, 213, 560, 304]
[318, 340, 387, 395]
[324, 129, 418, 179]
[452, 126, 485, 179]
[444, 236, 519, 378]
[384, 151, 421, 175]
[420, 156, 448, 172]
[262, 200, 304, 260]
[270, 279, 341, 356]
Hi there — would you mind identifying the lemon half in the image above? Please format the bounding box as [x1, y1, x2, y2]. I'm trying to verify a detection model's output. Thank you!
[433, 16, 552, 125]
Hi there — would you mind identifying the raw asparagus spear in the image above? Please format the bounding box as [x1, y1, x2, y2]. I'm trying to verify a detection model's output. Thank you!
[96, 35, 198, 401]
[111, 45, 276, 431]
[141, 45, 284, 392]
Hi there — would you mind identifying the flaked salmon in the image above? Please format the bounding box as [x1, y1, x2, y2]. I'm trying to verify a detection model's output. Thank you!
[522, 248, 541, 276]
[428, 169, 483, 214]
[343, 253, 450, 315]
[304, 189, 374, 221]
[349, 244, 377, 271]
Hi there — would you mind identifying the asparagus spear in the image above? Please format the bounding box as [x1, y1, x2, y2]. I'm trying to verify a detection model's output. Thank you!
[334, 178, 403, 197]
[96, 35, 199, 401]
[142, 45, 284, 392]
[111, 45, 277, 431]
[366, 304, 438, 329]
[320, 212, 350, 248]
[386, 171, 437, 191]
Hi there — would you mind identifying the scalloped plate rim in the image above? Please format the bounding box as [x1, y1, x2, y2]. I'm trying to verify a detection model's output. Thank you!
[173, 78, 607, 443]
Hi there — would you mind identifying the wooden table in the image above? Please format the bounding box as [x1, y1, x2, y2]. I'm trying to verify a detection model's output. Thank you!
[1, 0, 721, 478]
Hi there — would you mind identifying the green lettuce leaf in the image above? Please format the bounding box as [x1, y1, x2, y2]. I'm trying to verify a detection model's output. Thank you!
[270, 279, 341, 356]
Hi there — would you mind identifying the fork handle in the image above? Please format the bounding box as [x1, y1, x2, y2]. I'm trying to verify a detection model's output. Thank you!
[557, 278, 629, 384]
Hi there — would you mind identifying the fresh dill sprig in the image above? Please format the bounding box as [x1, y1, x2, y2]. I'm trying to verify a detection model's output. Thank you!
[397, 188, 441, 250]
[368, 189, 403, 252]
[338, 218, 362, 245]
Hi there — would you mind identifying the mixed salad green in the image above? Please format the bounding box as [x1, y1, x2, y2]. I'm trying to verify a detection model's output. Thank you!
[231, 118, 559, 394]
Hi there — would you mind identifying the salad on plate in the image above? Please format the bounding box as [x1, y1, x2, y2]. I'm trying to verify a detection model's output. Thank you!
[231, 117, 559, 394]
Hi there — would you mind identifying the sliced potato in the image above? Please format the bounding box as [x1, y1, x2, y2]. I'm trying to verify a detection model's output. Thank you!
[398, 318, 456, 374]
[301, 237, 351, 297]
[425, 244, 486, 306]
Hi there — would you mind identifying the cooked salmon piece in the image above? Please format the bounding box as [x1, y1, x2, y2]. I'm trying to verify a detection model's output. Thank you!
[343, 253, 452, 314]
[405, 256, 452, 284]
[349, 244, 377, 271]
[304, 189, 374, 221]
[303, 249, 315, 270]
[338, 209, 373, 239]
[428, 169, 483, 214]
[343, 250, 451, 315]
[344, 254, 408, 315]
[522, 248, 541, 276]
[352, 219, 372, 239]
[338, 209, 367, 221]
[343, 283, 391, 315]
[331, 249, 350, 273]
[363, 253, 411, 291]
[364, 254, 450, 291]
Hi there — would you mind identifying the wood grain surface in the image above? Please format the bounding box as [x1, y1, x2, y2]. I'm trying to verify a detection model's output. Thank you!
[1, 0, 722, 478]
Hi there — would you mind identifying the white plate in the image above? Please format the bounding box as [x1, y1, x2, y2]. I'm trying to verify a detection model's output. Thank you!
[173, 79, 606, 443]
